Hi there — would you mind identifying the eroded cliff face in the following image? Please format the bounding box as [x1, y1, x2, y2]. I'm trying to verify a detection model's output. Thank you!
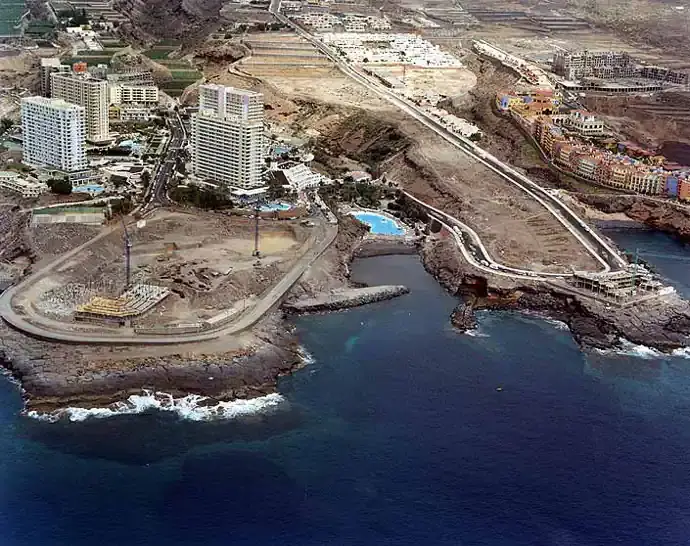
[114, 0, 224, 43]
[420, 236, 690, 351]
[576, 194, 690, 241]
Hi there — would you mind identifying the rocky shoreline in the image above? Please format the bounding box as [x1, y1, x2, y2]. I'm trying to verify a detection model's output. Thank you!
[0, 312, 303, 414]
[573, 193, 690, 242]
[2, 211, 688, 417]
[420, 236, 690, 352]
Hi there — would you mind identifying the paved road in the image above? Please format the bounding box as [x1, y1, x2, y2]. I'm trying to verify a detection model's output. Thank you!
[403, 191, 569, 280]
[142, 111, 186, 212]
[0, 216, 338, 344]
[269, 7, 628, 273]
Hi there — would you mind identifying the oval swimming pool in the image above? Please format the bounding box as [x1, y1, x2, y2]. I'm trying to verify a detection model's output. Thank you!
[350, 211, 404, 235]
[260, 202, 292, 212]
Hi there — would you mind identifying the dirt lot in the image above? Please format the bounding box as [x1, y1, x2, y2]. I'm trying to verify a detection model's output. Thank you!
[28, 210, 313, 325]
[198, 42, 601, 273]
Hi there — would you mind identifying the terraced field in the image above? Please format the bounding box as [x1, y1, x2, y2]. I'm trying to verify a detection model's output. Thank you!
[0, 0, 25, 37]
[143, 43, 202, 97]
[63, 47, 124, 66]
[239, 33, 333, 78]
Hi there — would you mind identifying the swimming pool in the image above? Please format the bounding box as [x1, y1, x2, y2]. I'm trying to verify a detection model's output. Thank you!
[73, 184, 105, 195]
[350, 211, 405, 236]
[260, 202, 292, 212]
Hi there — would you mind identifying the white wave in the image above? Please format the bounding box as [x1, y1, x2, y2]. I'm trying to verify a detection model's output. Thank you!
[465, 326, 489, 338]
[27, 390, 286, 423]
[519, 310, 569, 331]
[543, 318, 570, 331]
[671, 347, 690, 359]
[594, 339, 664, 360]
[297, 345, 316, 365]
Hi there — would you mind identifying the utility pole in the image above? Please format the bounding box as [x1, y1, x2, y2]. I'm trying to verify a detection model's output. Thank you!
[122, 219, 132, 289]
[253, 202, 261, 257]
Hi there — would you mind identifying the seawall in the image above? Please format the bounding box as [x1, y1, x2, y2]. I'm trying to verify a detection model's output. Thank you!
[283, 285, 410, 313]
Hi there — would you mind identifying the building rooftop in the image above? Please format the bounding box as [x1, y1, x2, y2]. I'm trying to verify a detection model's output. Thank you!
[22, 96, 85, 111]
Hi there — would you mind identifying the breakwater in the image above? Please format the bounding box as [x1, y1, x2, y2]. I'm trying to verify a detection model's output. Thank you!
[283, 285, 410, 313]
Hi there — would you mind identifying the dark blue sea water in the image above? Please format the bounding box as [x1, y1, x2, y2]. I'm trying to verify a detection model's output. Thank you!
[1, 229, 690, 546]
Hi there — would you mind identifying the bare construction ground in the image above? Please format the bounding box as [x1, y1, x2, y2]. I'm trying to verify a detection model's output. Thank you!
[19, 209, 314, 327]
[201, 37, 600, 272]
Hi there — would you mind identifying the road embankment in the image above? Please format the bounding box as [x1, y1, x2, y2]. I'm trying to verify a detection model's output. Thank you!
[420, 234, 690, 352]
[283, 285, 409, 313]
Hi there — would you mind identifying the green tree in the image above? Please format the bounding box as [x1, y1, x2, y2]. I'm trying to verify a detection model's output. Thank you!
[0, 118, 12, 135]
[47, 178, 72, 195]
[140, 170, 151, 189]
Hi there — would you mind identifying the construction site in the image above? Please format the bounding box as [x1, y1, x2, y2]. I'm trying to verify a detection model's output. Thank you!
[10, 209, 324, 335]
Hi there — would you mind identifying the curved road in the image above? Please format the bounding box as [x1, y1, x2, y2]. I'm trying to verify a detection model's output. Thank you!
[403, 191, 570, 280]
[0, 217, 338, 345]
[269, 7, 628, 273]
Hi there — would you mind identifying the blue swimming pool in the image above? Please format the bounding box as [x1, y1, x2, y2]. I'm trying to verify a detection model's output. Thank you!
[351, 211, 404, 235]
[73, 184, 105, 195]
[261, 202, 292, 212]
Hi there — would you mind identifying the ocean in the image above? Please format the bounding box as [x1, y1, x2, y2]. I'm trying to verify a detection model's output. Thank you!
[1, 229, 690, 545]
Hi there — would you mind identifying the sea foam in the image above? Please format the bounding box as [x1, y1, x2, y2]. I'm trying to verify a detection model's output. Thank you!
[671, 347, 690, 359]
[27, 390, 286, 423]
[594, 339, 665, 360]
[297, 345, 316, 365]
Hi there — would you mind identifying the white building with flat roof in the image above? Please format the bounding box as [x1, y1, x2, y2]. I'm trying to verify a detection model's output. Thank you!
[109, 84, 159, 105]
[191, 84, 265, 191]
[0, 171, 48, 198]
[273, 162, 322, 191]
[21, 97, 87, 173]
[198, 84, 264, 122]
[51, 73, 109, 143]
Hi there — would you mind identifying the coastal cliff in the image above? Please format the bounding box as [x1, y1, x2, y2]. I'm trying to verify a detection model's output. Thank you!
[575, 193, 690, 241]
[420, 236, 690, 352]
[0, 313, 302, 414]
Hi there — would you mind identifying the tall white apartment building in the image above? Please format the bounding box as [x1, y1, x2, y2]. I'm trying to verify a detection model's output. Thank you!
[191, 84, 265, 192]
[50, 73, 109, 143]
[39, 57, 70, 97]
[109, 84, 159, 105]
[21, 97, 87, 172]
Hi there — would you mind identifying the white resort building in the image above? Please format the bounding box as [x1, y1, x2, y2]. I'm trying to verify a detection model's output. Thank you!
[21, 96, 87, 173]
[0, 171, 48, 198]
[191, 84, 265, 193]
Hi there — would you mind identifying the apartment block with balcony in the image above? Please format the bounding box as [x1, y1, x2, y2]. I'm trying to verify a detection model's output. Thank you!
[50, 73, 109, 143]
[21, 96, 87, 173]
[109, 84, 159, 105]
[191, 84, 265, 192]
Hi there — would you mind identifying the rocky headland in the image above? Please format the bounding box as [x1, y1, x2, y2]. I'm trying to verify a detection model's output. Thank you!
[420, 235, 690, 352]
[0, 216, 416, 415]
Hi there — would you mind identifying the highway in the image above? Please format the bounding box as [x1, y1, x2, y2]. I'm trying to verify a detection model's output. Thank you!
[268, 5, 628, 273]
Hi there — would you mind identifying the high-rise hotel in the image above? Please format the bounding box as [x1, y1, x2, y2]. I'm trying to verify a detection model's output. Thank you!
[50, 73, 109, 143]
[21, 97, 87, 172]
[191, 84, 265, 192]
